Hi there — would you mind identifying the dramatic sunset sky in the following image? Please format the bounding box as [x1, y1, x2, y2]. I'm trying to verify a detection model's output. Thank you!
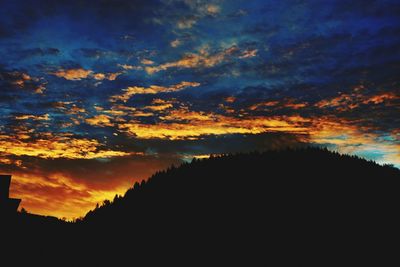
[0, 0, 399, 219]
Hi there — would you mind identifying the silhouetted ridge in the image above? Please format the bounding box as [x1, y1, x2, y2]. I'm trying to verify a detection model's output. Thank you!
[81, 148, 400, 230]
[4, 148, 400, 264]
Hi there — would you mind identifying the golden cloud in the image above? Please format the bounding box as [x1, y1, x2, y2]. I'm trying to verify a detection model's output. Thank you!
[9, 172, 134, 219]
[94, 72, 122, 81]
[362, 92, 398, 105]
[308, 116, 400, 167]
[143, 98, 175, 111]
[11, 72, 32, 87]
[6, 153, 176, 220]
[315, 86, 399, 111]
[141, 59, 155, 65]
[0, 134, 132, 159]
[249, 101, 280, 110]
[145, 45, 242, 74]
[51, 68, 93, 80]
[145, 103, 174, 111]
[15, 114, 50, 121]
[110, 81, 201, 102]
[117, 107, 309, 140]
[8, 71, 46, 94]
[51, 68, 122, 81]
[85, 115, 114, 127]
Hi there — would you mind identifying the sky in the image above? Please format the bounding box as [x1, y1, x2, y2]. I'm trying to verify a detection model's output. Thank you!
[0, 0, 399, 219]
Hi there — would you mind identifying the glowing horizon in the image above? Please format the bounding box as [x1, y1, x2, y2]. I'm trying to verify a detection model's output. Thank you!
[1, 0, 399, 219]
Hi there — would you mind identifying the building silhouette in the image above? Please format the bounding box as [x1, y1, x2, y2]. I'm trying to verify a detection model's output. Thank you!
[0, 175, 21, 215]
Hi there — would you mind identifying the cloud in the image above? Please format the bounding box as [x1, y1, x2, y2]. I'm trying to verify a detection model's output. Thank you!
[177, 17, 197, 29]
[145, 45, 254, 74]
[170, 39, 182, 48]
[140, 59, 155, 65]
[51, 68, 93, 80]
[51, 68, 122, 81]
[315, 86, 399, 111]
[249, 101, 280, 110]
[117, 106, 309, 140]
[93, 72, 122, 81]
[239, 49, 258, 59]
[85, 114, 114, 127]
[0, 70, 46, 94]
[118, 64, 143, 71]
[248, 98, 308, 111]
[205, 4, 220, 15]
[307, 116, 400, 168]
[1, 0, 399, 220]
[0, 133, 132, 159]
[110, 81, 201, 102]
[225, 96, 236, 103]
[144, 99, 174, 111]
[6, 153, 181, 219]
[15, 114, 50, 121]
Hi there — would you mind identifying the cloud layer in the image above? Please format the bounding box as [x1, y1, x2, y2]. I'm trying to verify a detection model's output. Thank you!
[0, 0, 399, 219]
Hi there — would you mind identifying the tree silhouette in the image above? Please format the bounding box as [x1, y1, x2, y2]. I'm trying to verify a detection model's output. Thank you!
[4, 147, 400, 265]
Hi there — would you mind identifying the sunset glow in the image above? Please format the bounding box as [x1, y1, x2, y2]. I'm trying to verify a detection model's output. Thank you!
[1, 0, 399, 219]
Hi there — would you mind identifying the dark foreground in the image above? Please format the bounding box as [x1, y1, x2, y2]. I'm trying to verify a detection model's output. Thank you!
[3, 148, 400, 265]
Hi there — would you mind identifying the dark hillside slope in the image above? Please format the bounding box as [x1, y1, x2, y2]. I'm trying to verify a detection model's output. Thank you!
[4, 148, 400, 264]
[82, 148, 400, 245]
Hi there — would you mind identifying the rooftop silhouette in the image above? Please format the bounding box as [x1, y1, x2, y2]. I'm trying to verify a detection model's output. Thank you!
[0, 175, 21, 215]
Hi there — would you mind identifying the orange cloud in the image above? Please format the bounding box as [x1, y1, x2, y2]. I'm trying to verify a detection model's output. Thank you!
[362, 92, 398, 104]
[117, 107, 309, 140]
[239, 49, 258, 58]
[51, 68, 93, 80]
[68, 105, 86, 114]
[283, 100, 308, 109]
[52, 68, 122, 81]
[307, 116, 400, 167]
[4, 110, 399, 220]
[6, 154, 178, 219]
[9, 171, 136, 219]
[85, 115, 114, 127]
[93, 72, 122, 81]
[249, 99, 307, 111]
[315, 87, 399, 111]
[0, 158, 22, 166]
[141, 59, 154, 65]
[110, 81, 200, 102]
[145, 45, 242, 74]
[11, 72, 33, 87]
[8, 71, 46, 94]
[225, 96, 236, 103]
[51, 101, 86, 115]
[145, 103, 174, 111]
[15, 114, 50, 121]
[249, 101, 280, 110]
[143, 99, 175, 111]
[0, 134, 132, 159]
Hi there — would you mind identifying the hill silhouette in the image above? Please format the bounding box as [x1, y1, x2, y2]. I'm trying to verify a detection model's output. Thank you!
[4, 148, 400, 264]
[81, 147, 399, 226]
